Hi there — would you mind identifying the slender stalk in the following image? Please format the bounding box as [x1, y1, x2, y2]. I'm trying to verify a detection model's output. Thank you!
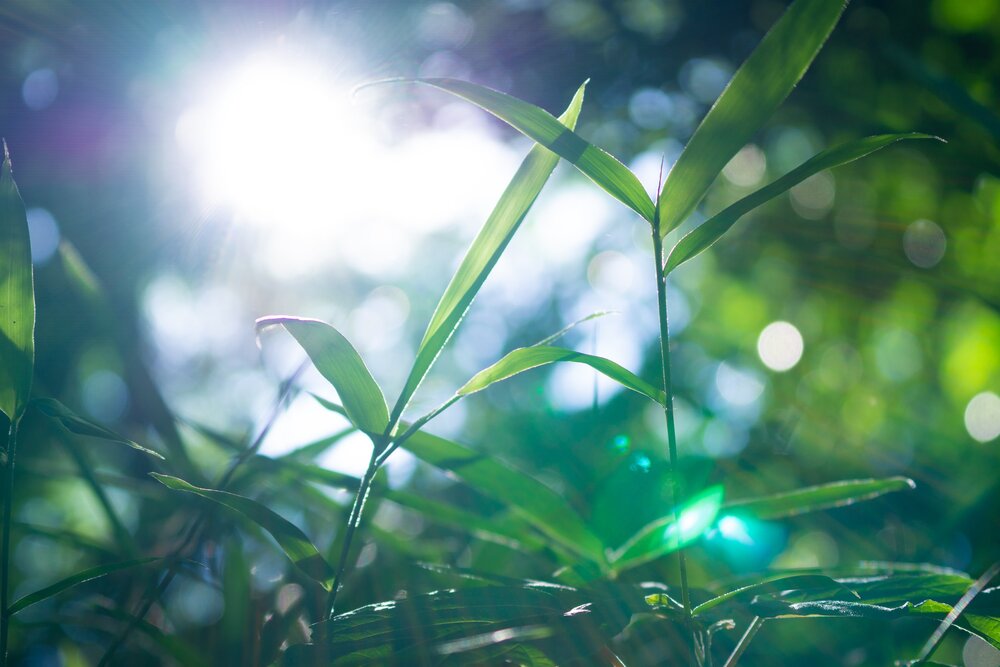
[650, 225, 691, 618]
[1, 421, 18, 666]
[723, 617, 764, 667]
[326, 452, 379, 619]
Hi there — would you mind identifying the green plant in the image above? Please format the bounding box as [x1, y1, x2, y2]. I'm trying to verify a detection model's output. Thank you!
[1, 0, 998, 665]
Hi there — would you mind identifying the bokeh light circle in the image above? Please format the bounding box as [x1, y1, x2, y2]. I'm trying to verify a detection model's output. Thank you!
[757, 321, 804, 372]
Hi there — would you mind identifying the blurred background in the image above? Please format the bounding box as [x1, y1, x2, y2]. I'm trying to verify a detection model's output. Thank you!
[1, 0, 999, 665]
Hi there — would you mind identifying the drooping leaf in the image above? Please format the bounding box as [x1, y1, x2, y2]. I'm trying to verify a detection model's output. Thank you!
[664, 133, 939, 273]
[395, 78, 656, 222]
[8, 557, 160, 615]
[610, 485, 724, 573]
[457, 345, 665, 405]
[723, 476, 915, 521]
[692, 574, 858, 617]
[256, 317, 389, 437]
[389, 84, 587, 425]
[400, 429, 606, 565]
[33, 398, 165, 460]
[657, 0, 847, 235]
[0, 142, 34, 422]
[151, 473, 334, 589]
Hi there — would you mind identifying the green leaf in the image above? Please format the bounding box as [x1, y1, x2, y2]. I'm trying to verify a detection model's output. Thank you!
[150, 473, 334, 589]
[33, 398, 165, 460]
[657, 0, 847, 235]
[400, 428, 606, 565]
[0, 142, 34, 422]
[390, 84, 587, 425]
[664, 134, 939, 273]
[692, 574, 858, 617]
[723, 476, 915, 521]
[8, 557, 159, 615]
[457, 345, 665, 405]
[610, 485, 724, 573]
[256, 317, 389, 437]
[397, 78, 655, 222]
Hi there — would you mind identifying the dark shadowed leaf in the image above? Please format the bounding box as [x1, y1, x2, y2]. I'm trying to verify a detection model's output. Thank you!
[33, 398, 165, 460]
[389, 84, 587, 425]
[657, 0, 847, 235]
[256, 317, 389, 437]
[0, 142, 34, 422]
[457, 345, 665, 405]
[723, 477, 915, 520]
[692, 574, 858, 617]
[664, 134, 939, 273]
[397, 78, 655, 221]
[151, 473, 334, 589]
[8, 557, 160, 615]
[610, 485, 724, 573]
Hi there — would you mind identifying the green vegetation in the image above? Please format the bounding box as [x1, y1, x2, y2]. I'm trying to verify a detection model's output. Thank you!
[1, 0, 999, 664]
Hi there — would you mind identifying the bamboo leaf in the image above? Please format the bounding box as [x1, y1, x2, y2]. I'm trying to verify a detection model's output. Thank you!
[457, 345, 665, 405]
[392, 78, 655, 222]
[150, 473, 334, 589]
[657, 0, 847, 235]
[692, 574, 858, 617]
[33, 398, 165, 460]
[399, 428, 606, 565]
[256, 317, 389, 437]
[0, 142, 34, 422]
[723, 477, 915, 521]
[664, 134, 939, 273]
[610, 485, 724, 573]
[8, 557, 159, 615]
[390, 83, 587, 424]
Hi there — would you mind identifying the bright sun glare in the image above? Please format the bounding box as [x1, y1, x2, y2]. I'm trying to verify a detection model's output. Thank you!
[177, 53, 373, 225]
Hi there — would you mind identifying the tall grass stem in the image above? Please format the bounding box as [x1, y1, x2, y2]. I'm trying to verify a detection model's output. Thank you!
[1, 421, 18, 666]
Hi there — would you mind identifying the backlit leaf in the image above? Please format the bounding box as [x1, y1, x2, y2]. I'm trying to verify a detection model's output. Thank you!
[723, 476, 915, 521]
[33, 398, 165, 459]
[657, 0, 847, 235]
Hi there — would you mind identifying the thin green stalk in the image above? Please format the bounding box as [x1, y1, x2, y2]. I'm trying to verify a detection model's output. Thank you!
[326, 453, 380, 619]
[723, 617, 764, 667]
[651, 221, 693, 643]
[1, 421, 18, 666]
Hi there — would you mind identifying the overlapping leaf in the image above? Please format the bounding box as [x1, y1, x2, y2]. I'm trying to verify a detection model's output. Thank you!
[256, 317, 389, 437]
[664, 134, 938, 273]
[33, 398, 165, 459]
[0, 142, 34, 422]
[723, 477, 915, 521]
[8, 557, 160, 615]
[657, 0, 847, 235]
[151, 473, 334, 589]
[389, 84, 587, 425]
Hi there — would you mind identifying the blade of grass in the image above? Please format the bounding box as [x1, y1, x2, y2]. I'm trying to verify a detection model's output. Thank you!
[723, 477, 916, 521]
[664, 134, 939, 273]
[375, 78, 655, 222]
[256, 317, 389, 439]
[150, 473, 334, 590]
[8, 557, 160, 615]
[386, 83, 587, 428]
[657, 0, 847, 235]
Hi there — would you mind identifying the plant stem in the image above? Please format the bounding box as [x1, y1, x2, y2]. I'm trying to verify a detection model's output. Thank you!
[723, 617, 763, 667]
[1, 420, 18, 666]
[650, 225, 693, 645]
[326, 452, 380, 619]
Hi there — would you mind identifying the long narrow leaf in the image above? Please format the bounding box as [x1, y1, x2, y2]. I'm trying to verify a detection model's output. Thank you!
[150, 473, 334, 589]
[657, 0, 847, 235]
[0, 142, 34, 422]
[664, 133, 938, 274]
[395, 78, 655, 222]
[33, 398, 165, 460]
[692, 574, 857, 617]
[400, 429, 605, 565]
[256, 317, 389, 437]
[8, 557, 159, 615]
[457, 345, 665, 405]
[389, 84, 587, 425]
[723, 476, 915, 521]
[610, 485, 724, 573]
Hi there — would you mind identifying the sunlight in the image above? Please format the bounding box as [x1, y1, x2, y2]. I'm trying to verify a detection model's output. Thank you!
[176, 52, 374, 226]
